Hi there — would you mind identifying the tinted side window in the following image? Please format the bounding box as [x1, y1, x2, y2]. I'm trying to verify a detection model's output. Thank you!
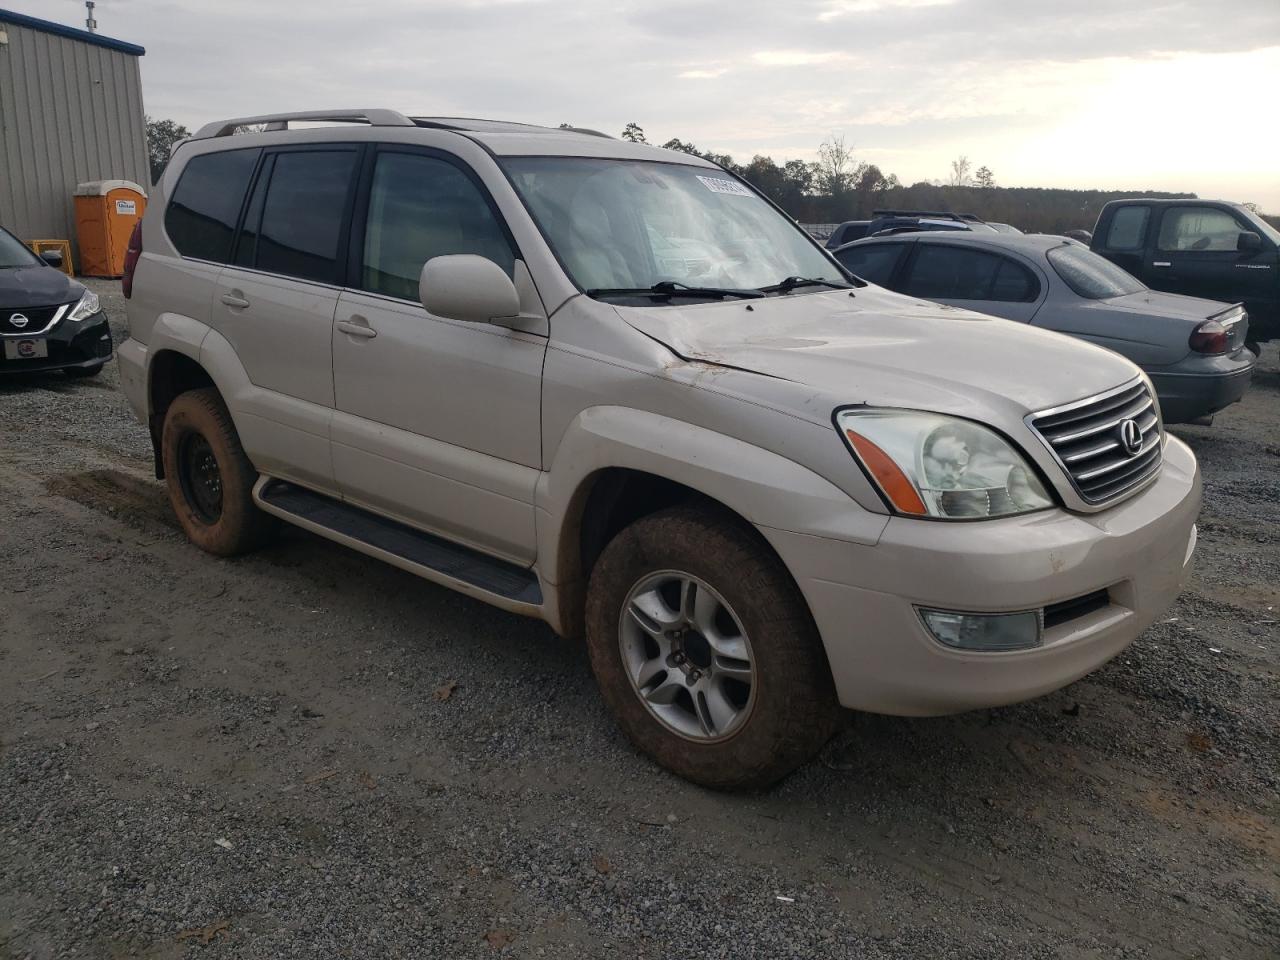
[902, 245, 1003, 300]
[361, 152, 515, 300]
[989, 258, 1039, 302]
[1157, 207, 1245, 252]
[255, 150, 358, 284]
[165, 149, 259, 263]
[1105, 206, 1148, 251]
[834, 243, 905, 287]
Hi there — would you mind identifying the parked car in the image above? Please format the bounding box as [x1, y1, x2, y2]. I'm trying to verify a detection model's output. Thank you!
[824, 220, 871, 248]
[120, 109, 1200, 788]
[833, 232, 1254, 424]
[0, 226, 112, 377]
[1091, 198, 1280, 343]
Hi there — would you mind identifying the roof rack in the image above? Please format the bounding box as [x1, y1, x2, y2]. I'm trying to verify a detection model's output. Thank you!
[872, 209, 983, 223]
[192, 109, 414, 140]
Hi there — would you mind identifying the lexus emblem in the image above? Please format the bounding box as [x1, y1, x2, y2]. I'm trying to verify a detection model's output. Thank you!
[1118, 418, 1143, 457]
[8, 312, 29, 329]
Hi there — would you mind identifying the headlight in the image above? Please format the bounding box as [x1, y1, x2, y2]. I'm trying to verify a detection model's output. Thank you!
[68, 290, 101, 322]
[836, 409, 1054, 519]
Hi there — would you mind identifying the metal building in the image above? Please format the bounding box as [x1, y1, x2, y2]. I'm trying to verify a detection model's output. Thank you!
[0, 8, 147, 266]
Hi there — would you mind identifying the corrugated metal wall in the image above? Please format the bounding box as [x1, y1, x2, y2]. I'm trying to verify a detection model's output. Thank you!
[0, 18, 148, 265]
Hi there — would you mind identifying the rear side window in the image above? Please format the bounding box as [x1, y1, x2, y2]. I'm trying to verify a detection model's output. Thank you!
[1104, 206, 1149, 251]
[902, 245, 1039, 302]
[834, 243, 906, 287]
[251, 150, 359, 284]
[1157, 207, 1245, 252]
[361, 152, 515, 300]
[165, 149, 259, 263]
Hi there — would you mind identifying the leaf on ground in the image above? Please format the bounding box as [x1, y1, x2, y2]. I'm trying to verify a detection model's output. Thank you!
[1186, 731, 1212, 753]
[356, 770, 376, 790]
[176, 919, 230, 944]
[591, 853, 612, 875]
[483, 928, 515, 949]
[433, 680, 459, 702]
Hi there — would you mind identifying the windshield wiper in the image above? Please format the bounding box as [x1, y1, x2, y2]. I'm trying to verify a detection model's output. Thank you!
[762, 276, 857, 294]
[587, 280, 765, 301]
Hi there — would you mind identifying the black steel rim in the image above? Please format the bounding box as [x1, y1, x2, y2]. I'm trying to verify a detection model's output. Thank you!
[178, 432, 222, 524]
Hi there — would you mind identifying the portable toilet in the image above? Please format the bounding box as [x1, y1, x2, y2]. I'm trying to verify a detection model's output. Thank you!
[73, 180, 148, 277]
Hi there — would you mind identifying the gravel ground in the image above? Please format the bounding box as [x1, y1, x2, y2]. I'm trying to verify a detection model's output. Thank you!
[2, 278, 1278, 959]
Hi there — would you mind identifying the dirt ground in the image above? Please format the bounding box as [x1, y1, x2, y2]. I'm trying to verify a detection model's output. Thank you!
[2, 279, 1277, 959]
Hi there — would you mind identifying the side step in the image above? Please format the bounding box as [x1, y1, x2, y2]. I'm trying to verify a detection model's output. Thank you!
[255, 479, 543, 607]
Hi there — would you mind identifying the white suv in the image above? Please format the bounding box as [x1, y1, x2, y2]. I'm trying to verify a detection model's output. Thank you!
[119, 110, 1200, 788]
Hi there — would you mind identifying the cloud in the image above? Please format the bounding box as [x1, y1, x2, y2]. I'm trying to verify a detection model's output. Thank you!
[817, 0, 956, 22]
[679, 68, 730, 79]
[751, 50, 848, 66]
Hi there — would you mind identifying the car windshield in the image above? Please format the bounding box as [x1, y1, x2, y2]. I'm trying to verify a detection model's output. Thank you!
[0, 229, 39, 268]
[500, 157, 844, 298]
[1047, 243, 1145, 299]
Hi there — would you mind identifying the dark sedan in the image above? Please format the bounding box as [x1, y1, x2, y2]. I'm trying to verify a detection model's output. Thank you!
[1, 226, 112, 378]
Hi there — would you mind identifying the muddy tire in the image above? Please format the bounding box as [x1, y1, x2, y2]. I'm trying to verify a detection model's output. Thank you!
[585, 505, 838, 790]
[161, 387, 276, 556]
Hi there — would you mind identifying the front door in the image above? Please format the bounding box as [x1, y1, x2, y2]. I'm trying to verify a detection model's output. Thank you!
[897, 242, 1045, 323]
[331, 146, 546, 564]
[1151, 205, 1274, 306]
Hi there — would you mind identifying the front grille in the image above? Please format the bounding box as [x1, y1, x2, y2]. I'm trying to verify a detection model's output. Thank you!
[0, 303, 67, 335]
[1029, 379, 1163, 505]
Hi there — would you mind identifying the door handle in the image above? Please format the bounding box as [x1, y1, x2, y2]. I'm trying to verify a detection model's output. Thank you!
[337, 319, 377, 339]
[220, 293, 250, 308]
[1152, 261, 1172, 268]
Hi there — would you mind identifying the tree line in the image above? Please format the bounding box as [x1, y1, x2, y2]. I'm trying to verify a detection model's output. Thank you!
[620, 123, 1210, 234]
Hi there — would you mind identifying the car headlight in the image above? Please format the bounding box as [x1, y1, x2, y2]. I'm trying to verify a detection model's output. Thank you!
[836, 409, 1054, 519]
[67, 289, 101, 322]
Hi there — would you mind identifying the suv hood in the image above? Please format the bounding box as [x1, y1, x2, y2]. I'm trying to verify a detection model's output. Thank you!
[619, 286, 1141, 418]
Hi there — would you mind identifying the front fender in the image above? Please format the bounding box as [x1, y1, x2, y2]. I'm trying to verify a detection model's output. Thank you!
[537, 404, 887, 574]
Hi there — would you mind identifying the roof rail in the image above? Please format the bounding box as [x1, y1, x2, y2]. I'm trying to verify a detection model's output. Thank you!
[872, 209, 981, 223]
[192, 109, 414, 139]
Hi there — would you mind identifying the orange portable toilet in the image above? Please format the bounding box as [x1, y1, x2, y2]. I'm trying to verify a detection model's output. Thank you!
[73, 180, 148, 277]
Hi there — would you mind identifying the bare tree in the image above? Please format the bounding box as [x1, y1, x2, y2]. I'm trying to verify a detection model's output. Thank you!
[816, 135, 862, 198]
[949, 155, 972, 187]
[974, 165, 995, 189]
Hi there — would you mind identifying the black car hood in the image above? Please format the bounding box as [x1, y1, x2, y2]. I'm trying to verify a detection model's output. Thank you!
[0, 264, 83, 307]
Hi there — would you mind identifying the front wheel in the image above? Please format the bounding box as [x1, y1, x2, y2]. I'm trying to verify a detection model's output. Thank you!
[585, 506, 838, 789]
[161, 387, 276, 556]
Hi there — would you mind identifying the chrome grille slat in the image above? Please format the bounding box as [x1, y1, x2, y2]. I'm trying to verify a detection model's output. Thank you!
[1028, 378, 1164, 506]
[1041, 396, 1154, 445]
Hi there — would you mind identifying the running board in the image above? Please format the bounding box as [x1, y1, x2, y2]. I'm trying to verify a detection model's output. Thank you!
[254, 478, 543, 607]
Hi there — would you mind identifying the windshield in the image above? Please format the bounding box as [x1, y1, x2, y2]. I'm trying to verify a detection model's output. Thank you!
[1047, 243, 1145, 299]
[0, 229, 39, 268]
[500, 157, 844, 297]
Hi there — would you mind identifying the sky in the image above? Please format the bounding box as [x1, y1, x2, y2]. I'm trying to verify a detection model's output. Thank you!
[13, 0, 1280, 211]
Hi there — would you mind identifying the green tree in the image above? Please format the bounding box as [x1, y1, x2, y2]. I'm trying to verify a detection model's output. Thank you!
[621, 122, 647, 143]
[974, 165, 996, 189]
[146, 116, 190, 182]
[660, 138, 701, 155]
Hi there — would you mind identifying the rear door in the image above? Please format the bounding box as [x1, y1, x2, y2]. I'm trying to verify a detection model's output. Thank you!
[211, 144, 361, 490]
[896, 241, 1044, 322]
[1093, 203, 1151, 279]
[832, 240, 911, 289]
[330, 144, 546, 564]
[1152, 205, 1277, 307]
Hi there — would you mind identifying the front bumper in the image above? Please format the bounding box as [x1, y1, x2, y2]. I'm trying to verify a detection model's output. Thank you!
[760, 434, 1201, 716]
[1147, 351, 1255, 424]
[0, 312, 113, 375]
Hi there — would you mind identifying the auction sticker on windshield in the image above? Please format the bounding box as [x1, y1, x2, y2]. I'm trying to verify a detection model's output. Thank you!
[696, 176, 754, 197]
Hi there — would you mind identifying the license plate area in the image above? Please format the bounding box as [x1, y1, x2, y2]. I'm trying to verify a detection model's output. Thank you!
[3, 338, 48, 360]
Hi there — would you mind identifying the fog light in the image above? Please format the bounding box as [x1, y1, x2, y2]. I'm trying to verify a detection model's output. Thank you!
[919, 609, 1042, 652]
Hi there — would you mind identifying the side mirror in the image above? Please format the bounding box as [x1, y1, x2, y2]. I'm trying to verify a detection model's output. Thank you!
[1237, 231, 1262, 254]
[40, 249, 64, 268]
[420, 255, 520, 324]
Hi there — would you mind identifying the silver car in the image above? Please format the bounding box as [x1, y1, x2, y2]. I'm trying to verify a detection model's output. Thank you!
[833, 232, 1256, 424]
